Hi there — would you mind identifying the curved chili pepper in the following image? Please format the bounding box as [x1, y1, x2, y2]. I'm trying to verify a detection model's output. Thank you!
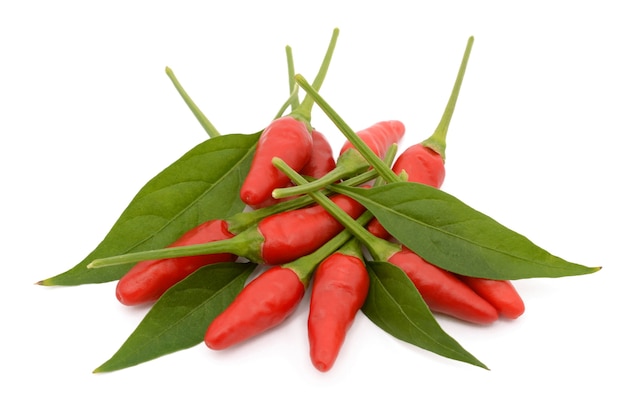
[456, 276, 525, 319]
[115, 220, 237, 306]
[387, 246, 498, 324]
[308, 238, 368, 372]
[300, 129, 336, 178]
[204, 266, 306, 350]
[240, 115, 313, 208]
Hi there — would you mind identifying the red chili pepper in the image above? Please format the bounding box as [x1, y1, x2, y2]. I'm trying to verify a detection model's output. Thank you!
[367, 38, 473, 239]
[241, 29, 340, 208]
[366, 143, 445, 238]
[300, 129, 336, 178]
[257, 192, 366, 265]
[250, 129, 337, 209]
[115, 219, 237, 306]
[240, 115, 313, 208]
[204, 266, 306, 350]
[456, 276, 525, 319]
[204, 205, 373, 351]
[387, 246, 498, 324]
[308, 238, 368, 372]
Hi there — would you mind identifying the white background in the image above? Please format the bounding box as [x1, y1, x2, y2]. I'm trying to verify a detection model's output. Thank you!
[2, 1, 624, 413]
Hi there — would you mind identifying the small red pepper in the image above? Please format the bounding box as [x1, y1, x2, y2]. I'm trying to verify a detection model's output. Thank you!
[240, 115, 313, 208]
[241, 29, 340, 208]
[115, 219, 237, 306]
[308, 238, 369, 372]
[367, 37, 473, 238]
[456, 276, 525, 319]
[205, 208, 372, 351]
[388, 246, 498, 324]
[300, 129, 336, 179]
[249, 129, 336, 209]
[204, 266, 306, 350]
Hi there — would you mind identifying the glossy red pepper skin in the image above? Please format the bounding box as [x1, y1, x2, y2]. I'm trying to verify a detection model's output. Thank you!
[240, 116, 313, 208]
[258, 193, 366, 265]
[392, 143, 445, 188]
[300, 130, 336, 178]
[204, 266, 305, 350]
[115, 220, 237, 306]
[251, 129, 336, 209]
[368, 143, 445, 238]
[308, 248, 369, 372]
[456, 276, 525, 319]
[340, 120, 406, 158]
[388, 246, 498, 324]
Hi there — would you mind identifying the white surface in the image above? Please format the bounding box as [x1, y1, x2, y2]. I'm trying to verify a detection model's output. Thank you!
[1, 1, 624, 413]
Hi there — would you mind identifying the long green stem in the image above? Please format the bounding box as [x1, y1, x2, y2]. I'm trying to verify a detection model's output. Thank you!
[421, 36, 474, 160]
[273, 84, 300, 120]
[165, 67, 220, 138]
[272, 158, 400, 261]
[291, 28, 340, 124]
[285, 45, 299, 112]
[272, 148, 376, 199]
[227, 164, 384, 233]
[294, 74, 400, 184]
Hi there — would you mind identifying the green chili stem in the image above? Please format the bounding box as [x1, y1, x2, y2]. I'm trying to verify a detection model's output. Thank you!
[87, 226, 263, 268]
[420, 36, 474, 160]
[273, 143, 399, 199]
[285, 45, 299, 112]
[273, 84, 300, 120]
[291, 28, 340, 125]
[227, 163, 385, 233]
[165, 67, 220, 138]
[272, 158, 400, 261]
[294, 74, 400, 184]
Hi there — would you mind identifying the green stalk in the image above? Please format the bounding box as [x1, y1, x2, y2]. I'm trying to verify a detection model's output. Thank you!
[293, 74, 400, 184]
[421, 36, 474, 160]
[273, 84, 300, 120]
[272, 158, 401, 261]
[226, 164, 385, 234]
[290, 28, 340, 125]
[165, 67, 220, 138]
[285, 45, 299, 112]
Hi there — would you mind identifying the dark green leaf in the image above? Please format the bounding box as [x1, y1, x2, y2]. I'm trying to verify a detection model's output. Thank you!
[94, 262, 256, 373]
[40, 132, 260, 286]
[363, 261, 487, 369]
[331, 183, 600, 279]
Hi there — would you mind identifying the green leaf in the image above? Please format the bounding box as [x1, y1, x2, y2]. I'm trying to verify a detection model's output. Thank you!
[39, 132, 260, 286]
[331, 183, 600, 280]
[94, 262, 256, 373]
[363, 261, 487, 369]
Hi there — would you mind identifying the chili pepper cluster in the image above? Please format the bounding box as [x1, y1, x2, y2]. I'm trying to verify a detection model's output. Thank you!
[38, 29, 600, 373]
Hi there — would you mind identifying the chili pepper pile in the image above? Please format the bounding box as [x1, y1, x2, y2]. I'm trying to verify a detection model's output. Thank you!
[38, 29, 600, 374]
